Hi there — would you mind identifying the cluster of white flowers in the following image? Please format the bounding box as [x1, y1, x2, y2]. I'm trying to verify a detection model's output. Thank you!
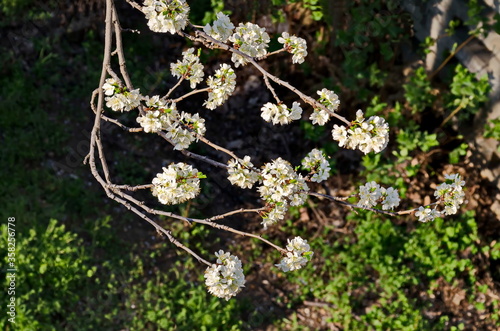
[227, 156, 260, 189]
[228, 22, 270, 67]
[165, 111, 206, 150]
[332, 110, 389, 154]
[415, 173, 466, 222]
[151, 163, 202, 205]
[103, 78, 141, 112]
[135, 96, 206, 149]
[434, 173, 466, 215]
[310, 88, 340, 125]
[275, 237, 313, 272]
[277, 32, 308, 64]
[358, 181, 401, 210]
[415, 206, 441, 223]
[170, 48, 204, 88]
[260, 102, 302, 125]
[203, 12, 235, 43]
[261, 204, 287, 229]
[136, 95, 172, 133]
[258, 158, 309, 228]
[204, 250, 245, 300]
[143, 0, 189, 34]
[204, 64, 236, 110]
[136, 110, 164, 133]
[301, 149, 331, 183]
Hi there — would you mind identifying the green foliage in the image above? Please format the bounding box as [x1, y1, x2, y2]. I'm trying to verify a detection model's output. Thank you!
[0, 219, 96, 330]
[272, 0, 324, 21]
[483, 118, 500, 151]
[391, 121, 439, 176]
[190, 0, 230, 25]
[298, 0, 323, 21]
[333, 0, 408, 92]
[445, 64, 490, 120]
[0, 0, 32, 16]
[403, 66, 435, 113]
[449, 142, 468, 164]
[275, 208, 498, 330]
[126, 266, 245, 330]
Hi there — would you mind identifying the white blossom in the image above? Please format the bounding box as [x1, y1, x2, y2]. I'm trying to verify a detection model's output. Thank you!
[381, 187, 400, 210]
[136, 110, 164, 133]
[277, 32, 308, 64]
[171, 48, 204, 88]
[331, 110, 389, 154]
[105, 94, 128, 112]
[102, 78, 118, 96]
[205, 250, 245, 300]
[138, 96, 178, 133]
[331, 124, 348, 147]
[151, 163, 202, 205]
[415, 206, 441, 223]
[205, 64, 236, 110]
[434, 173, 466, 215]
[104, 83, 142, 112]
[227, 156, 259, 189]
[275, 236, 313, 272]
[317, 88, 340, 112]
[228, 22, 270, 67]
[261, 204, 287, 229]
[258, 158, 308, 206]
[143, 0, 189, 34]
[165, 111, 206, 150]
[124, 89, 142, 111]
[203, 12, 234, 42]
[301, 149, 330, 183]
[358, 181, 383, 208]
[357, 182, 400, 210]
[260, 102, 302, 125]
[310, 109, 330, 126]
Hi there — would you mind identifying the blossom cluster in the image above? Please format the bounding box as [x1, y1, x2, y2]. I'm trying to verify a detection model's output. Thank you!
[204, 64, 236, 110]
[203, 12, 235, 43]
[227, 156, 259, 189]
[415, 173, 466, 223]
[258, 158, 309, 228]
[136, 96, 206, 150]
[414, 206, 441, 223]
[332, 110, 389, 154]
[143, 0, 189, 34]
[137, 95, 206, 150]
[275, 237, 314, 272]
[301, 149, 331, 183]
[165, 111, 206, 150]
[103, 78, 141, 112]
[171, 48, 204, 88]
[358, 181, 401, 210]
[260, 102, 302, 125]
[277, 32, 308, 64]
[204, 250, 245, 300]
[310, 88, 340, 125]
[151, 163, 203, 205]
[228, 22, 270, 67]
[136, 95, 173, 133]
[435, 173, 466, 215]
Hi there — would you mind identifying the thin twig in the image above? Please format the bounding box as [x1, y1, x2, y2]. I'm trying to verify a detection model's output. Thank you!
[112, 6, 134, 90]
[428, 34, 475, 81]
[440, 103, 463, 127]
[163, 77, 185, 99]
[108, 183, 154, 191]
[170, 87, 210, 103]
